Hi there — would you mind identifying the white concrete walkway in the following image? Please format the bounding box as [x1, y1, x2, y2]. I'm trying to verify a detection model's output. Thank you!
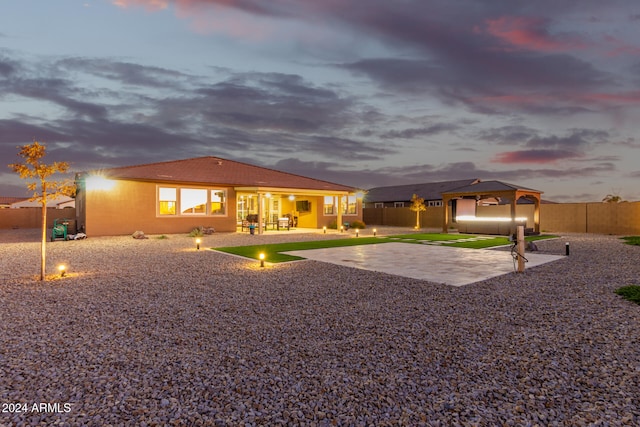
[283, 242, 565, 286]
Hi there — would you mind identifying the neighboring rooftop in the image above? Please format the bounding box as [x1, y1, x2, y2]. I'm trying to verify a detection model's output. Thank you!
[365, 179, 479, 203]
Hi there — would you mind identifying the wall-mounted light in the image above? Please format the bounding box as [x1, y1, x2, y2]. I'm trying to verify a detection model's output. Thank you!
[58, 264, 66, 277]
[265, 192, 271, 198]
[196, 238, 201, 250]
[85, 175, 115, 191]
[259, 253, 265, 268]
[288, 195, 295, 201]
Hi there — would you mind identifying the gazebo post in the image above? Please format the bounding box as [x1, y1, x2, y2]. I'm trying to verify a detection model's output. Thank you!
[442, 196, 450, 233]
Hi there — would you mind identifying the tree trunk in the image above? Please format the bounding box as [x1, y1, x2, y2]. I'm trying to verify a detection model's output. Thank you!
[40, 184, 47, 281]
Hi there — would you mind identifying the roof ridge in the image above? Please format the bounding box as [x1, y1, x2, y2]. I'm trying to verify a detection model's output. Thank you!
[97, 156, 224, 172]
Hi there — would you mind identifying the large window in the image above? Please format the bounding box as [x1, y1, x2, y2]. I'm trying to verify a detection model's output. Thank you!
[342, 195, 357, 215]
[158, 187, 227, 216]
[181, 189, 207, 214]
[323, 196, 335, 215]
[159, 188, 177, 215]
[210, 190, 226, 215]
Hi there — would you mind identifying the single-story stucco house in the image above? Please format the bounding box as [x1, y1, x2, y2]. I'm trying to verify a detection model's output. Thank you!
[75, 156, 363, 236]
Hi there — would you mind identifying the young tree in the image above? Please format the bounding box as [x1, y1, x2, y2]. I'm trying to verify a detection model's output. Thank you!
[410, 193, 426, 229]
[602, 194, 623, 203]
[9, 141, 75, 281]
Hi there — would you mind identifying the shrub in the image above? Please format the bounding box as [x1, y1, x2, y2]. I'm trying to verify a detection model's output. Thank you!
[327, 220, 338, 230]
[349, 220, 366, 229]
[615, 285, 640, 305]
[188, 227, 204, 237]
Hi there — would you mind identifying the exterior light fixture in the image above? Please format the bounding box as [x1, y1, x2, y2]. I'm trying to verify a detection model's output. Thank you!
[340, 226, 344, 232]
[85, 175, 115, 191]
[196, 238, 201, 250]
[259, 253, 265, 268]
[58, 264, 66, 277]
[265, 192, 271, 198]
[288, 195, 295, 201]
[323, 226, 327, 234]
[355, 228, 359, 237]
[373, 228, 377, 237]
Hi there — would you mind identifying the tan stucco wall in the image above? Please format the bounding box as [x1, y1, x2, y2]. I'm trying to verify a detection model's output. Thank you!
[83, 180, 237, 236]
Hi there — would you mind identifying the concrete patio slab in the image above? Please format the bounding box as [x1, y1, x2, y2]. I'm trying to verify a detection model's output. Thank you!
[283, 242, 565, 286]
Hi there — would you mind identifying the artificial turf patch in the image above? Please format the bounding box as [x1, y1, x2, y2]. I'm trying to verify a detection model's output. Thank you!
[621, 236, 640, 246]
[213, 233, 558, 263]
[615, 285, 640, 305]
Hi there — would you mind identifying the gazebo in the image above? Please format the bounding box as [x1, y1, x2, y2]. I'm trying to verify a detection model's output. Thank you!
[441, 181, 542, 235]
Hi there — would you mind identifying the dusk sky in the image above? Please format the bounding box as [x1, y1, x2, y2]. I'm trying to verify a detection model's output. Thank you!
[1, 1, 639, 201]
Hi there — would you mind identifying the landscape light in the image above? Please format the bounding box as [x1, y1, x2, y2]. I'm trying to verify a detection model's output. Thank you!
[355, 228, 359, 237]
[323, 226, 327, 234]
[340, 226, 344, 233]
[58, 264, 66, 277]
[373, 228, 377, 237]
[196, 238, 201, 250]
[259, 252, 265, 268]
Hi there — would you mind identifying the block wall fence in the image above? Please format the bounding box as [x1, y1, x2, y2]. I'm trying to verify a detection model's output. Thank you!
[363, 201, 640, 235]
[2, 202, 639, 235]
[0, 208, 77, 232]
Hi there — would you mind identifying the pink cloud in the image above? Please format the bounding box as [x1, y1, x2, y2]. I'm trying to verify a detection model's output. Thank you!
[493, 149, 579, 164]
[482, 16, 587, 52]
[603, 35, 640, 57]
[112, 0, 169, 11]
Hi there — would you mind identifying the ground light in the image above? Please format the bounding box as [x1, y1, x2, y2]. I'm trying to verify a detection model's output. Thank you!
[323, 226, 326, 234]
[259, 253, 265, 267]
[196, 238, 201, 250]
[340, 226, 344, 232]
[58, 264, 66, 277]
[355, 229, 359, 237]
[373, 228, 377, 237]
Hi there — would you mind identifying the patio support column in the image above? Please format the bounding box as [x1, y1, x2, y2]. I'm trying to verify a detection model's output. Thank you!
[258, 192, 264, 235]
[336, 195, 343, 230]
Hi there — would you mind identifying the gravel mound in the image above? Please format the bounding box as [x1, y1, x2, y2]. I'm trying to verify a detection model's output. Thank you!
[1, 229, 639, 426]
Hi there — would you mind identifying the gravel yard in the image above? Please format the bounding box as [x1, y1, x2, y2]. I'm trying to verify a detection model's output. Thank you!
[1, 228, 639, 426]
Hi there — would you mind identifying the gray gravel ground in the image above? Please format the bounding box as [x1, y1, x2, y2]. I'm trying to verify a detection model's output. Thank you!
[1, 228, 639, 426]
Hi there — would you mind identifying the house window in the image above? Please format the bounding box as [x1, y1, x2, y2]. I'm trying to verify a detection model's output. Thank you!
[394, 202, 405, 208]
[210, 190, 226, 215]
[428, 200, 442, 207]
[159, 187, 177, 215]
[342, 195, 357, 215]
[180, 188, 207, 215]
[374, 203, 384, 208]
[323, 196, 335, 215]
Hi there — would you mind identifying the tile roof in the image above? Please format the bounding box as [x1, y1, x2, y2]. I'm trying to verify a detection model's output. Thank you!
[365, 179, 479, 202]
[85, 156, 357, 193]
[0, 196, 28, 205]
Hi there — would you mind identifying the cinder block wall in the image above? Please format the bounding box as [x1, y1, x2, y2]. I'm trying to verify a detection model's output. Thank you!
[0, 208, 77, 230]
[363, 201, 640, 235]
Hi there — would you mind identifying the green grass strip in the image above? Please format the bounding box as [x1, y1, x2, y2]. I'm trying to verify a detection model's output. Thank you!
[615, 285, 640, 304]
